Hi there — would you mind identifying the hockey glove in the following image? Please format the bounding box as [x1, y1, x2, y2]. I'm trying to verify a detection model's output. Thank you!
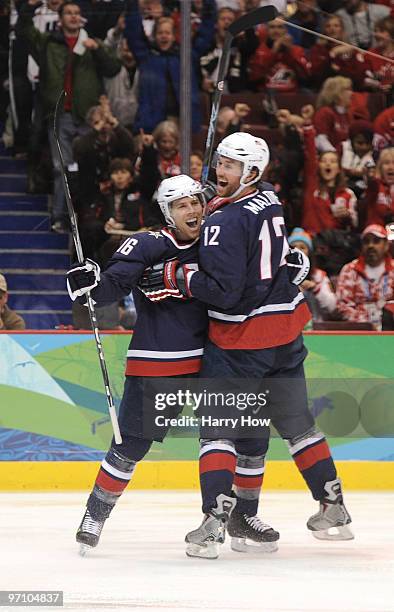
[138, 260, 197, 301]
[66, 259, 101, 301]
[201, 180, 217, 205]
[286, 247, 310, 286]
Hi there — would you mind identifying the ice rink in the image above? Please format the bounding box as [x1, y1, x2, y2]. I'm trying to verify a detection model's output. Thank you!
[1, 491, 393, 612]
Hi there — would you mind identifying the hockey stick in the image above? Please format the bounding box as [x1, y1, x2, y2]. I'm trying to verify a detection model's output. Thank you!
[278, 18, 394, 65]
[53, 91, 122, 444]
[201, 4, 278, 184]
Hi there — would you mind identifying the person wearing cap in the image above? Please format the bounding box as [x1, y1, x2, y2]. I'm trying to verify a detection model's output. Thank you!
[288, 227, 337, 324]
[0, 274, 26, 331]
[336, 224, 394, 329]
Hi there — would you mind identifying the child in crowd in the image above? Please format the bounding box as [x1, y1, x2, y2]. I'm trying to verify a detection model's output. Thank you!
[190, 150, 203, 181]
[99, 157, 162, 263]
[341, 120, 374, 197]
[288, 227, 337, 325]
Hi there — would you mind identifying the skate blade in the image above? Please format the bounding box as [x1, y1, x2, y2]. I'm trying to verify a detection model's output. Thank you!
[185, 542, 219, 559]
[79, 543, 93, 557]
[231, 537, 279, 554]
[311, 525, 354, 541]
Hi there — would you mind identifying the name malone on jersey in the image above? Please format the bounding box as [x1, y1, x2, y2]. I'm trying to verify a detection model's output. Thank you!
[243, 190, 281, 215]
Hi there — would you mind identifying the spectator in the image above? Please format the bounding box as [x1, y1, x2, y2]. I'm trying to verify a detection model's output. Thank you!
[140, 0, 164, 41]
[361, 147, 394, 228]
[309, 15, 366, 89]
[201, 8, 236, 93]
[16, 0, 121, 233]
[103, 14, 139, 130]
[200, 7, 259, 94]
[314, 76, 352, 152]
[98, 157, 162, 263]
[376, 0, 394, 16]
[249, 16, 310, 93]
[336, 0, 390, 50]
[313, 226, 361, 279]
[26, 0, 64, 195]
[7, 0, 35, 159]
[288, 0, 325, 49]
[363, 16, 394, 99]
[302, 106, 358, 235]
[0, 273, 25, 330]
[73, 99, 135, 210]
[341, 120, 374, 197]
[125, 0, 216, 134]
[269, 107, 306, 226]
[216, 102, 251, 137]
[288, 227, 337, 322]
[373, 106, 394, 152]
[139, 120, 181, 182]
[336, 224, 394, 329]
[28, 0, 63, 85]
[190, 150, 203, 181]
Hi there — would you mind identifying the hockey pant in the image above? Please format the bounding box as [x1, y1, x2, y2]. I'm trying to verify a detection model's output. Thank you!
[86, 376, 271, 520]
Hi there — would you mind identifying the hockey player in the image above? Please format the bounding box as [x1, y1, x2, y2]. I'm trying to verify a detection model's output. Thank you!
[139, 133, 353, 559]
[66, 173, 280, 555]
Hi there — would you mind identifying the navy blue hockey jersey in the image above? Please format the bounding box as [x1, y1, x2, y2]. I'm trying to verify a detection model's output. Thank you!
[87, 228, 207, 376]
[187, 187, 311, 349]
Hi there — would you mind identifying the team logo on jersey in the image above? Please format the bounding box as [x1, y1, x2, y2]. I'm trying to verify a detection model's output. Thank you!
[148, 231, 163, 239]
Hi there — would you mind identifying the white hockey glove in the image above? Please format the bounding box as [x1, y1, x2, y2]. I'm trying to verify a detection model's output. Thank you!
[66, 259, 101, 301]
[286, 247, 310, 286]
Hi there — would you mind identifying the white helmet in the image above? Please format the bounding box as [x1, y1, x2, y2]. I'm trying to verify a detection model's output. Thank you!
[216, 132, 270, 198]
[157, 175, 203, 228]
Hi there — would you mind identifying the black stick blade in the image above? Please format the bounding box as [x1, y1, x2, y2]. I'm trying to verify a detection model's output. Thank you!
[228, 5, 278, 36]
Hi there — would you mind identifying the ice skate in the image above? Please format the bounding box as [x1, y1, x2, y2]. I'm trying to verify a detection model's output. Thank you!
[227, 509, 280, 553]
[76, 509, 106, 555]
[307, 478, 354, 541]
[185, 494, 236, 559]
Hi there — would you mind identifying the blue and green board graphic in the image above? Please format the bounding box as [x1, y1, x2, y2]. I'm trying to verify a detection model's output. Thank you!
[0, 333, 393, 462]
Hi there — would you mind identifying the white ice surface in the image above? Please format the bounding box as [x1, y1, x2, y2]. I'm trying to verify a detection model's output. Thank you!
[0, 491, 393, 612]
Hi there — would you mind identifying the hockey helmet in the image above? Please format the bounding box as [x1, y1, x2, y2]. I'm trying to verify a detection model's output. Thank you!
[215, 132, 270, 197]
[157, 174, 203, 228]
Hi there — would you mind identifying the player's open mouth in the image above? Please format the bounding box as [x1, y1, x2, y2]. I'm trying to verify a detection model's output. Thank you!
[186, 218, 198, 228]
[218, 180, 228, 188]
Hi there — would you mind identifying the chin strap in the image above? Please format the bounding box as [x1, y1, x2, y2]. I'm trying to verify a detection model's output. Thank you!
[227, 176, 260, 201]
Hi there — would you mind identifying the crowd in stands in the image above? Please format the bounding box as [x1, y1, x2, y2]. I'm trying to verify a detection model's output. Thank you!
[0, 0, 394, 331]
